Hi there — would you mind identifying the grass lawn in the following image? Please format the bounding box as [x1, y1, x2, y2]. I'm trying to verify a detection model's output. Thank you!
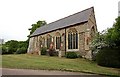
[2, 54, 120, 76]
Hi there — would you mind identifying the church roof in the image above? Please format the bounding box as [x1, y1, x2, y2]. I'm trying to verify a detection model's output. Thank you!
[30, 7, 94, 37]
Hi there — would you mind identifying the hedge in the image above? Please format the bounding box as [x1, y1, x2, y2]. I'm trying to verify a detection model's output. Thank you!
[66, 52, 78, 59]
[96, 47, 120, 68]
[41, 47, 47, 55]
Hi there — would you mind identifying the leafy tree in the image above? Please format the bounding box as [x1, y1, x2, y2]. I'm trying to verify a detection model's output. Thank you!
[90, 31, 107, 52]
[90, 32, 108, 60]
[28, 20, 47, 37]
[90, 17, 120, 68]
[16, 47, 27, 54]
[5, 40, 19, 53]
[2, 40, 28, 54]
[105, 16, 120, 46]
[91, 16, 120, 51]
[18, 41, 28, 49]
[1, 44, 8, 54]
[15, 41, 28, 54]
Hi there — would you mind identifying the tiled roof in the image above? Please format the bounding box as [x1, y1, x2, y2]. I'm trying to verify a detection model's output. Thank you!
[30, 7, 93, 37]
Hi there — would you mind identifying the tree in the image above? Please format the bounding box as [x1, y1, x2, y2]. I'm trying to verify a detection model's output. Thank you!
[90, 31, 107, 52]
[28, 20, 47, 37]
[91, 16, 120, 51]
[2, 40, 29, 54]
[26, 20, 47, 53]
[90, 32, 108, 60]
[5, 40, 19, 53]
[18, 41, 28, 49]
[90, 17, 120, 68]
[105, 16, 120, 46]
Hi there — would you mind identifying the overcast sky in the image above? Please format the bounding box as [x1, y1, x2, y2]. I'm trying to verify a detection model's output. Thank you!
[0, 0, 119, 42]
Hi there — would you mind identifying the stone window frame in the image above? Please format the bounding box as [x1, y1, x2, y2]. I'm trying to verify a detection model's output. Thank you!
[46, 34, 52, 49]
[35, 36, 38, 48]
[38, 36, 42, 48]
[56, 37, 61, 49]
[68, 32, 78, 49]
[86, 37, 89, 45]
[67, 28, 79, 51]
[55, 32, 61, 50]
[90, 26, 95, 40]
[42, 37, 45, 47]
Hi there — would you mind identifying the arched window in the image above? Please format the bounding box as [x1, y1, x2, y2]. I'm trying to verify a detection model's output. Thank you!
[42, 37, 45, 47]
[39, 36, 42, 48]
[68, 33, 71, 49]
[46, 34, 52, 49]
[86, 37, 89, 45]
[68, 28, 78, 49]
[91, 26, 95, 40]
[55, 32, 61, 49]
[56, 36, 61, 49]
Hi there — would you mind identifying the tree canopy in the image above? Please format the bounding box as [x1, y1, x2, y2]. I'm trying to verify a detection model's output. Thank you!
[28, 20, 47, 37]
[2, 40, 28, 54]
[5, 40, 19, 52]
[91, 16, 120, 50]
[90, 17, 120, 67]
[105, 17, 120, 46]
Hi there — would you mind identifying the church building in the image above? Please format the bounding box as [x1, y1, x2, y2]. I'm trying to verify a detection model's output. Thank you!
[27, 7, 97, 59]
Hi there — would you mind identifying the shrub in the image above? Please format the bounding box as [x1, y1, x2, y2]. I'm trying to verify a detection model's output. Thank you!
[77, 54, 82, 58]
[92, 50, 99, 61]
[66, 52, 78, 59]
[48, 43, 56, 56]
[16, 47, 27, 54]
[7, 47, 15, 54]
[48, 49, 55, 56]
[6, 40, 19, 53]
[1, 45, 15, 54]
[2, 45, 7, 54]
[96, 47, 120, 68]
[41, 47, 47, 55]
[54, 51, 58, 56]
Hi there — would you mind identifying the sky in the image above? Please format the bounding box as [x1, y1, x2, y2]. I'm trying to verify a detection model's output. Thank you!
[0, 0, 119, 42]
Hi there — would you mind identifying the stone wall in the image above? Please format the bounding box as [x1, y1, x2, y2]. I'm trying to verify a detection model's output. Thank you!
[27, 9, 97, 59]
[27, 29, 66, 55]
[28, 21, 96, 59]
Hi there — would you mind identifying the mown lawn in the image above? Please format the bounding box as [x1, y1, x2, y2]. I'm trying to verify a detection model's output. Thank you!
[2, 54, 120, 76]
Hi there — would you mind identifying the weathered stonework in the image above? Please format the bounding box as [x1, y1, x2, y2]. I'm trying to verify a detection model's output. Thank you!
[27, 7, 97, 59]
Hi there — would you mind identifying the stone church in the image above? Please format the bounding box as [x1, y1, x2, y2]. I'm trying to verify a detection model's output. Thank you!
[27, 7, 97, 59]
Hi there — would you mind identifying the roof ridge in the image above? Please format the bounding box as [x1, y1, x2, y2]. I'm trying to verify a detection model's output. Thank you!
[30, 7, 94, 37]
[46, 6, 94, 25]
[37, 6, 93, 29]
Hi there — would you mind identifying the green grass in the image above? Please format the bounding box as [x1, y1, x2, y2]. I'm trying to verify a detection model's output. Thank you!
[2, 54, 120, 76]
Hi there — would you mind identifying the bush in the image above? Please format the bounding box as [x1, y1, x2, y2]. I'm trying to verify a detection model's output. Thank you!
[92, 50, 99, 61]
[1, 45, 14, 54]
[66, 52, 78, 59]
[2, 45, 7, 54]
[41, 47, 47, 55]
[6, 40, 18, 53]
[77, 54, 82, 58]
[48, 49, 55, 56]
[96, 47, 120, 68]
[7, 47, 15, 54]
[54, 51, 58, 56]
[16, 47, 27, 54]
